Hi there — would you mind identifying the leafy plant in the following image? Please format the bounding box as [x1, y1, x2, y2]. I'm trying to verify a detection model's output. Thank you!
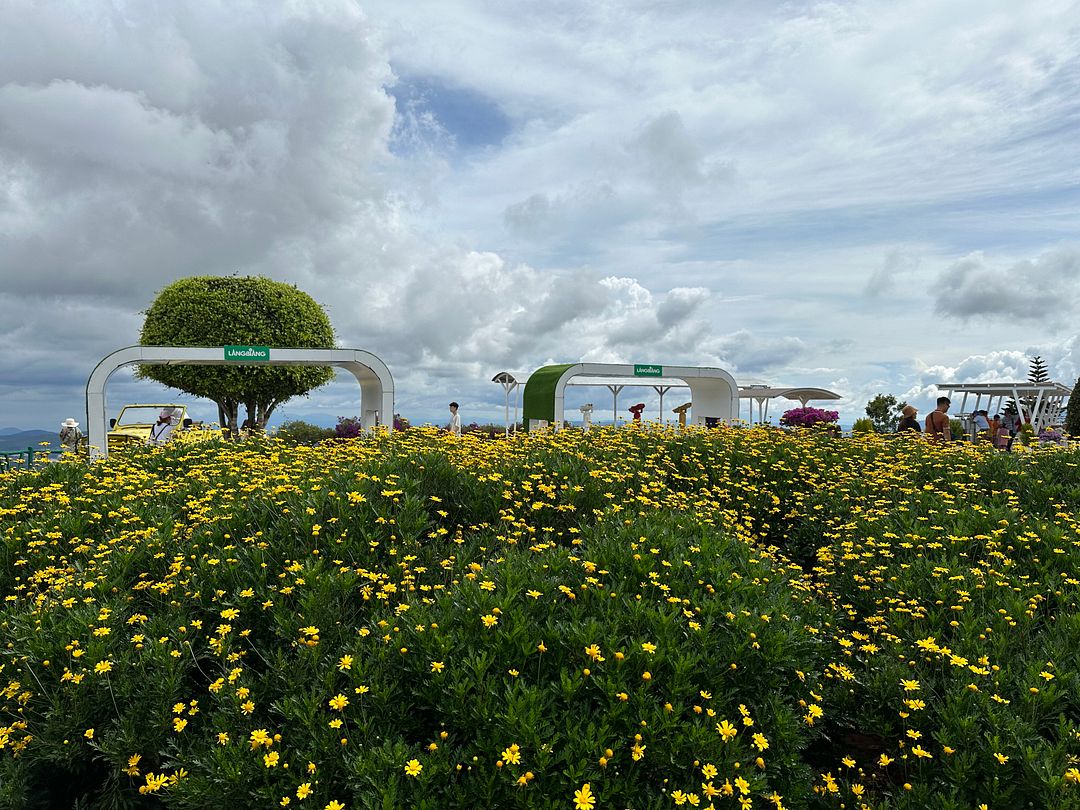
[1066, 377, 1080, 438]
[865, 393, 906, 433]
[275, 419, 336, 444]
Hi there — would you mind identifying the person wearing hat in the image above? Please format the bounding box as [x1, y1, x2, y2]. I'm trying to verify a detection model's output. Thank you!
[896, 404, 920, 433]
[59, 418, 82, 453]
[148, 409, 177, 446]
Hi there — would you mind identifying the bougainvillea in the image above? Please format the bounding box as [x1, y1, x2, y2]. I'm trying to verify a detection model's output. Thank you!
[779, 406, 839, 428]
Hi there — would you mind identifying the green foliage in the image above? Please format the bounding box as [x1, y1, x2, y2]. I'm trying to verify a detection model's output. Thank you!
[1066, 379, 1080, 438]
[275, 420, 336, 444]
[865, 393, 906, 433]
[1028, 355, 1051, 385]
[852, 417, 875, 434]
[4, 429, 1080, 807]
[1018, 422, 1036, 445]
[137, 276, 335, 433]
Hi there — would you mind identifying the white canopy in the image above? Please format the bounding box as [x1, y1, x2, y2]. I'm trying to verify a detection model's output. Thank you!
[738, 385, 842, 423]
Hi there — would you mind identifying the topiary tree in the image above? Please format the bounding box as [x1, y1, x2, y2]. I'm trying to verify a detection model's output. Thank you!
[1066, 378, 1080, 438]
[865, 393, 906, 433]
[137, 276, 335, 437]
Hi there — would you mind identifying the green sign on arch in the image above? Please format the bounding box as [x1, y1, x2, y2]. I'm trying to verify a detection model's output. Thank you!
[224, 345, 270, 362]
[634, 364, 662, 377]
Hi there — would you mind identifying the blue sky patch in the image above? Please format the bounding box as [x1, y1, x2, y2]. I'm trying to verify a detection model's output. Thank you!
[389, 73, 511, 153]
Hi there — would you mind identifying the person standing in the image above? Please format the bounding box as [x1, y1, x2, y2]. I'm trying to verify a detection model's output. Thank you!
[59, 418, 82, 453]
[925, 397, 952, 442]
[972, 409, 990, 443]
[447, 402, 462, 437]
[897, 404, 921, 433]
[148, 409, 177, 446]
[1002, 407, 1020, 451]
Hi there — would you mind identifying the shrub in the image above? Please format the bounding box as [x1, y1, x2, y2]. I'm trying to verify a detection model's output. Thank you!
[334, 416, 363, 439]
[779, 406, 839, 428]
[1066, 377, 1080, 437]
[852, 417, 875, 434]
[275, 419, 336, 444]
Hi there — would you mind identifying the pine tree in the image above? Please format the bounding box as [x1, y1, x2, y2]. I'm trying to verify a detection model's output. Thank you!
[1024, 356, 1052, 425]
[1066, 378, 1080, 437]
[1028, 355, 1050, 385]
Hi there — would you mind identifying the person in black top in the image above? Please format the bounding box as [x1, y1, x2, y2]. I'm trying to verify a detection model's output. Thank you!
[897, 404, 921, 433]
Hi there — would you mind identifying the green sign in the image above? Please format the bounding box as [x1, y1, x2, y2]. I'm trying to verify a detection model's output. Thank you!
[224, 345, 271, 362]
[634, 364, 663, 377]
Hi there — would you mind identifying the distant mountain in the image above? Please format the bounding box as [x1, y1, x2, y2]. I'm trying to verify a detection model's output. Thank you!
[0, 427, 23, 436]
[0, 430, 58, 453]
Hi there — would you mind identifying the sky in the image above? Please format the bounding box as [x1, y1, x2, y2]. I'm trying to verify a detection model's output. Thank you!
[1, 0, 1079, 431]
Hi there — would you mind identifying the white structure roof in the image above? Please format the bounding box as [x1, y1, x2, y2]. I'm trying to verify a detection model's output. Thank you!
[935, 380, 1073, 433]
[564, 376, 688, 388]
[936, 381, 1071, 397]
[738, 386, 841, 401]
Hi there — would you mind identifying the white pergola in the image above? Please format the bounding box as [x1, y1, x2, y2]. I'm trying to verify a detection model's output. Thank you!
[738, 385, 842, 423]
[934, 381, 1072, 435]
[564, 375, 690, 425]
[86, 346, 394, 457]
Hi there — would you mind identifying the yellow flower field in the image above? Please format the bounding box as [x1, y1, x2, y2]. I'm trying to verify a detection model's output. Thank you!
[1, 426, 1079, 809]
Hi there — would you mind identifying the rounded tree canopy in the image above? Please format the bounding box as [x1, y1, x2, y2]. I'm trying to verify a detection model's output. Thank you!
[137, 276, 336, 406]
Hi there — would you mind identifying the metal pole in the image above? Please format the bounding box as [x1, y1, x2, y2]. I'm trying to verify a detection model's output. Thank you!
[608, 385, 624, 425]
[654, 385, 672, 423]
[503, 383, 511, 437]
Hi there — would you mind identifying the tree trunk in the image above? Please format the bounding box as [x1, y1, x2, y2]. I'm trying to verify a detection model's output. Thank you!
[257, 400, 280, 431]
[227, 401, 240, 439]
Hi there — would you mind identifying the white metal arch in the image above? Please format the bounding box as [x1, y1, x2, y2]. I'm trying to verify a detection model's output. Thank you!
[523, 362, 739, 430]
[86, 346, 394, 457]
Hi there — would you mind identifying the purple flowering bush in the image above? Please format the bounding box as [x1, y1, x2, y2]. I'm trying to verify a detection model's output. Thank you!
[334, 416, 363, 439]
[780, 407, 840, 429]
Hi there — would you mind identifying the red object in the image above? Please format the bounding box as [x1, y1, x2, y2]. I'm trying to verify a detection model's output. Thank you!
[628, 403, 646, 421]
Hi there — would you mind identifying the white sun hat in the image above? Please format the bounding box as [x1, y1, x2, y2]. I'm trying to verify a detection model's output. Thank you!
[61, 418, 79, 428]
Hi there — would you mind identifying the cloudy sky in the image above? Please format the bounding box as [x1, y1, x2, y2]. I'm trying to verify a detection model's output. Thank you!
[2, 0, 1079, 431]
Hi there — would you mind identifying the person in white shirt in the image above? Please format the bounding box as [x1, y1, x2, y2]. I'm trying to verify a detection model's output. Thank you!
[447, 401, 462, 437]
[59, 418, 82, 453]
[972, 409, 990, 443]
[148, 409, 178, 446]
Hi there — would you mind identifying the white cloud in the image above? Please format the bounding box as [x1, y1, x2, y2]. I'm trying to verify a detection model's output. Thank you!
[1, 0, 1079, 429]
[931, 247, 1080, 321]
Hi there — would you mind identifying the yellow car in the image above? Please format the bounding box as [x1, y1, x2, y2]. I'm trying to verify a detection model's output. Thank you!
[107, 405, 214, 450]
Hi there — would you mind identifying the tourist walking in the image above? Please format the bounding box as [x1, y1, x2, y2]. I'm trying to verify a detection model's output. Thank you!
[925, 397, 952, 442]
